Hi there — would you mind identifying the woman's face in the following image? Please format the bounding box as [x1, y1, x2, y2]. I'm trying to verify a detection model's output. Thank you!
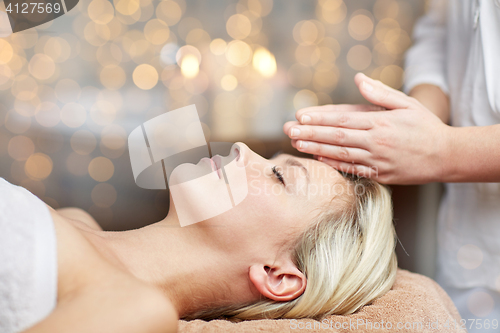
[168, 142, 349, 256]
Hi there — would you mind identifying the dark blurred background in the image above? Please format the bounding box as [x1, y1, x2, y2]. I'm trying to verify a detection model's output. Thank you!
[0, 0, 439, 277]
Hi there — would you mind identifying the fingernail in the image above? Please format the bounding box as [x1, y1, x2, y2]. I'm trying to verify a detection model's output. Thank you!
[298, 140, 308, 149]
[362, 81, 374, 92]
[318, 156, 323, 161]
[290, 128, 300, 137]
[301, 115, 311, 124]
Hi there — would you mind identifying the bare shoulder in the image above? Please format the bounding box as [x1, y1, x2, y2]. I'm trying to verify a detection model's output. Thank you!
[39, 210, 178, 333]
[55, 207, 103, 231]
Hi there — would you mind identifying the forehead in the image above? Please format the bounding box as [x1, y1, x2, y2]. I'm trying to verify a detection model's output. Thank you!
[277, 154, 348, 203]
[279, 153, 344, 183]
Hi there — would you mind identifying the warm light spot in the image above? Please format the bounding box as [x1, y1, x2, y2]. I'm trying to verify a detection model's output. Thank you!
[293, 89, 318, 110]
[346, 45, 372, 70]
[88, 0, 115, 24]
[248, 0, 273, 17]
[25, 153, 53, 181]
[375, 18, 400, 42]
[35, 102, 60, 128]
[44, 37, 71, 63]
[144, 19, 170, 45]
[10, 30, 38, 49]
[313, 66, 339, 92]
[88, 157, 115, 182]
[29, 54, 55, 80]
[0, 40, 14, 64]
[113, 0, 140, 15]
[101, 124, 127, 150]
[252, 47, 277, 77]
[183, 72, 209, 95]
[0, 64, 12, 86]
[14, 96, 40, 117]
[457, 244, 483, 270]
[60, 103, 87, 128]
[317, 0, 346, 24]
[133, 64, 158, 90]
[100, 65, 127, 90]
[90, 100, 116, 126]
[467, 291, 494, 317]
[71, 130, 97, 155]
[348, 14, 374, 41]
[8, 136, 35, 161]
[175, 45, 201, 64]
[220, 74, 238, 91]
[210, 38, 227, 55]
[295, 45, 321, 66]
[379, 65, 404, 89]
[226, 40, 252, 67]
[226, 14, 252, 40]
[185, 28, 211, 47]
[91, 183, 118, 207]
[156, 0, 183, 26]
[84, 21, 109, 46]
[11, 75, 38, 101]
[293, 20, 323, 45]
[180, 54, 199, 78]
[373, 0, 399, 20]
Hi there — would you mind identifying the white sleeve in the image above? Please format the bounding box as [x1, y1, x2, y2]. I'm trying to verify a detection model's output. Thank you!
[403, 0, 449, 95]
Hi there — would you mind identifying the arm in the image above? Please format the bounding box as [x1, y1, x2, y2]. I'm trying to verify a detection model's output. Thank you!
[409, 84, 450, 123]
[404, 0, 449, 105]
[443, 125, 500, 183]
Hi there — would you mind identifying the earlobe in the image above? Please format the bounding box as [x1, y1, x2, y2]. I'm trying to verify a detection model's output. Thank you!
[249, 263, 306, 302]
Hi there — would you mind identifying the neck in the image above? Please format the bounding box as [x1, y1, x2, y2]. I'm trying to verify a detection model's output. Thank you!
[83, 213, 255, 318]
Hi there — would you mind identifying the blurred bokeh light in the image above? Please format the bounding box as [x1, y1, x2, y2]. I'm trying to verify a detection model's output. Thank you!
[0, 0, 424, 230]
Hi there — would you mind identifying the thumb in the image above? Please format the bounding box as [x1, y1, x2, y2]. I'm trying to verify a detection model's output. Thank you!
[355, 73, 416, 110]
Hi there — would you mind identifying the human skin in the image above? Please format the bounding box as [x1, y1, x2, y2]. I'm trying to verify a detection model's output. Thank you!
[22, 142, 348, 332]
[283, 73, 500, 185]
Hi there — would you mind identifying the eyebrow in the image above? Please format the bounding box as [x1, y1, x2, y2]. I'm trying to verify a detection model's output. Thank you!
[285, 157, 310, 186]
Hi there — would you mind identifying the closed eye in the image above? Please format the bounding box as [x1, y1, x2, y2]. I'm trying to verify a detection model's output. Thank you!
[272, 165, 285, 185]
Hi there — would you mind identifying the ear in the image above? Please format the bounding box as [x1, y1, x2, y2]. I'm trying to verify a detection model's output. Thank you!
[249, 261, 306, 302]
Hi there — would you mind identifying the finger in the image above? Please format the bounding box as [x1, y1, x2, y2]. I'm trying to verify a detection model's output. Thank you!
[297, 110, 376, 129]
[291, 139, 298, 148]
[296, 104, 385, 121]
[283, 121, 299, 136]
[318, 156, 379, 180]
[355, 73, 419, 110]
[288, 125, 371, 150]
[295, 140, 372, 165]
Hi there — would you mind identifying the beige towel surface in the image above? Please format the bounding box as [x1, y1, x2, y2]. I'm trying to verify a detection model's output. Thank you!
[179, 269, 466, 332]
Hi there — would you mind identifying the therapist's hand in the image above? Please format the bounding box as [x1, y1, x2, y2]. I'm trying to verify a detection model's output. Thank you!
[283, 73, 453, 184]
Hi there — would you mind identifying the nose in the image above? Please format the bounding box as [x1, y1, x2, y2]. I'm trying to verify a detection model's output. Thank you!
[232, 142, 251, 166]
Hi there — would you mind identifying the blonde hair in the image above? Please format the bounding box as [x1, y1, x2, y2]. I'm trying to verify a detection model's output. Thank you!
[185, 173, 398, 321]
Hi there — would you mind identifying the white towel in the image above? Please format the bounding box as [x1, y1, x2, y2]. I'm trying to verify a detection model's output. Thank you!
[0, 178, 57, 333]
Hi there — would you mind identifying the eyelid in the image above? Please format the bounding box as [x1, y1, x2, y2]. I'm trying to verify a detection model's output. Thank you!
[272, 165, 286, 185]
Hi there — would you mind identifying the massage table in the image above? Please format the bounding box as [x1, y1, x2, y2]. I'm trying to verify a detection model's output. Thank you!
[179, 269, 466, 332]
